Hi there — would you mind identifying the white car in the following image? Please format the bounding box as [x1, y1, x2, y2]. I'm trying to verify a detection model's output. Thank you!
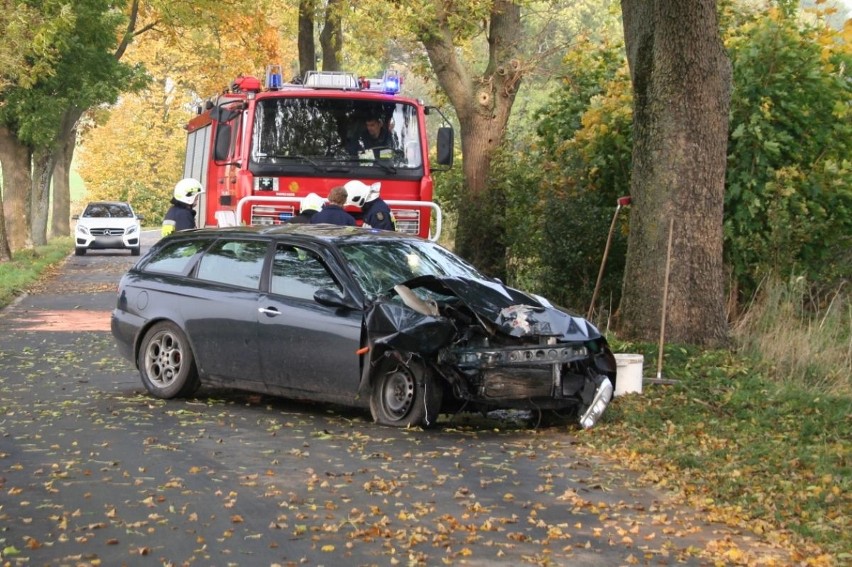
[73, 201, 144, 256]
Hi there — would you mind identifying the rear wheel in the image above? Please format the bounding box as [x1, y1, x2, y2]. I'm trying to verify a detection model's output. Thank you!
[138, 322, 200, 398]
[370, 355, 442, 428]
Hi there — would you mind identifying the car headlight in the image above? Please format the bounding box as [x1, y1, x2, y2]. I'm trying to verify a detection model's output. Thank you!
[76, 225, 90, 236]
[126, 225, 138, 235]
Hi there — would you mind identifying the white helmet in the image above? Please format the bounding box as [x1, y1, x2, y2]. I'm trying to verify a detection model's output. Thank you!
[301, 192, 324, 213]
[174, 178, 204, 205]
[344, 180, 381, 207]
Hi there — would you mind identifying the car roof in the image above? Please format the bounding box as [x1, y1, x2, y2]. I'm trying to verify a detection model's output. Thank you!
[177, 224, 425, 246]
[85, 200, 132, 207]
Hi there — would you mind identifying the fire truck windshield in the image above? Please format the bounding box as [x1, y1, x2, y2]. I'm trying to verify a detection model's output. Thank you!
[250, 98, 423, 175]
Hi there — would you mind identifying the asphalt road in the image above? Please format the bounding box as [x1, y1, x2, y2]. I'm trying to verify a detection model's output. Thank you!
[0, 230, 787, 567]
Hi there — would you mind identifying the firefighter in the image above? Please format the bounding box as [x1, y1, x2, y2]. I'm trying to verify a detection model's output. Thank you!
[161, 178, 204, 237]
[288, 193, 325, 224]
[344, 180, 395, 231]
[310, 186, 356, 226]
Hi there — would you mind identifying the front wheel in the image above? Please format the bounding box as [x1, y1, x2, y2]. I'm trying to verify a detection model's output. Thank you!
[370, 355, 442, 428]
[138, 322, 200, 398]
[130, 246, 141, 256]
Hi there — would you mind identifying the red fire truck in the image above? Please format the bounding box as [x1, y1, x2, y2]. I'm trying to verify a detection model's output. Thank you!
[182, 66, 454, 239]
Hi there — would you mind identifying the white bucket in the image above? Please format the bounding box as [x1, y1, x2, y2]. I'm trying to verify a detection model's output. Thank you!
[614, 353, 644, 396]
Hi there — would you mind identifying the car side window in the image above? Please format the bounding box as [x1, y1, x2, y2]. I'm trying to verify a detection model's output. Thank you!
[196, 240, 268, 289]
[142, 240, 211, 275]
[270, 244, 340, 300]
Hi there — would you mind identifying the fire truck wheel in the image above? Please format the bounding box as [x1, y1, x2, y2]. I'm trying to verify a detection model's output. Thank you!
[369, 355, 442, 428]
[138, 322, 200, 399]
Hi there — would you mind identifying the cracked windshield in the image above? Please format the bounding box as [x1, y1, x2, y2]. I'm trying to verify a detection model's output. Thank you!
[251, 98, 422, 172]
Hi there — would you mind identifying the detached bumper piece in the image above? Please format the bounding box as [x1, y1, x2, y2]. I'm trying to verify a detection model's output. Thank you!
[579, 376, 613, 430]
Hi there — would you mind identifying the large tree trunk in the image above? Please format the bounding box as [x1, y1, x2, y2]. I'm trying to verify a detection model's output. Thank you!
[0, 126, 33, 252]
[51, 142, 73, 239]
[298, 0, 317, 78]
[618, 0, 731, 346]
[50, 109, 83, 238]
[319, 0, 343, 72]
[420, 0, 522, 276]
[31, 148, 55, 246]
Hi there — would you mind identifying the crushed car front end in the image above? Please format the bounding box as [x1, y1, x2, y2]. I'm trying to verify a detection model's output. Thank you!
[366, 275, 617, 429]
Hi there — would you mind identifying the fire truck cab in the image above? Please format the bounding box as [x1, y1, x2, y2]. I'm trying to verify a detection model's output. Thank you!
[182, 66, 454, 239]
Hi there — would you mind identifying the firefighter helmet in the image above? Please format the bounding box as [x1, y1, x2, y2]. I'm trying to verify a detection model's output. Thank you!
[301, 192, 324, 213]
[174, 178, 204, 205]
[344, 180, 381, 207]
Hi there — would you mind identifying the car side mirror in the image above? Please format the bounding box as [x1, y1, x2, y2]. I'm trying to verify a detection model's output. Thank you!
[436, 127, 454, 167]
[72, 215, 80, 220]
[314, 288, 359, 310]
[137, 215, 145, 221]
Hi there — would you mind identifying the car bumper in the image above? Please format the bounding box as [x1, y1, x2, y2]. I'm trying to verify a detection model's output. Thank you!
[76, 234, 140, 250]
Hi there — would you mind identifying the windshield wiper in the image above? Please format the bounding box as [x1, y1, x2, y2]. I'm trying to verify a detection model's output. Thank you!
[268, 154, 323, 172]
[366, 159, 397, 174]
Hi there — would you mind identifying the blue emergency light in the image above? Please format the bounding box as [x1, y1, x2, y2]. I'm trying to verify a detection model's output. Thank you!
[265, 64, 283, 90]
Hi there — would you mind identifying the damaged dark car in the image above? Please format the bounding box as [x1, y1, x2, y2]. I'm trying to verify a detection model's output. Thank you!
[111, 225, 616, 429]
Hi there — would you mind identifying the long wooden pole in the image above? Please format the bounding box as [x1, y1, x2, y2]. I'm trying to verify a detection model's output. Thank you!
[587, 204, 622, 320]
[658, 218, 674, 379]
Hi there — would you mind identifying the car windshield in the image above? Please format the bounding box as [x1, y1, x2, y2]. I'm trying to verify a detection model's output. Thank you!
[250, 98, 422, 172]
[84, 203, 133, 218]
[338, 239, 484, 300]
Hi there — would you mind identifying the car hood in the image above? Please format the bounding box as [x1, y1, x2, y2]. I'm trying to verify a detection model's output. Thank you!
[404, 275, 601, 341]
[365, 275, 602, 354]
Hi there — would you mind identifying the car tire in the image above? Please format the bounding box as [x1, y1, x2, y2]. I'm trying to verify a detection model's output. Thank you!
[75, 248, 86, 256]
[131, 246, 141, 256]
[138, 322, 200, 399]
[370, 355, 442, 428]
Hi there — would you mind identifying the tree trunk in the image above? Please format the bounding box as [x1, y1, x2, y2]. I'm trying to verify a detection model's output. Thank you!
[298, 0, 316, 78]
[0, 126, 33, 252]
[50, 108, 83, 238]
[51, 127, 75, 238]
[319, 0, 343, 72]
[31, 148, 55, 246]
[419, 0, 522, 276]
[618, 0, 731, 346]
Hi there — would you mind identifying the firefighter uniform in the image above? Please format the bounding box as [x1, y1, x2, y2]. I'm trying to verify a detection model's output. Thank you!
[310, 204, 356, 226]
[161, 200, 197, 237]
[361, 199, 396, 231]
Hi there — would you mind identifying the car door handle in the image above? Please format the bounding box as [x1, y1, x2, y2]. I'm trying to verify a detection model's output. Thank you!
[258, 307, 281, 316]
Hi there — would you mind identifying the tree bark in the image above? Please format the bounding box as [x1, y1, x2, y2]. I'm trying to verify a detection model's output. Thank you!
[319, 0, 343, 72]
[51, 129, 75, 239]
[419, 0, 522, 276]
[31, 147, 54, 246]
[298, 0, 317, 78]
[49, 107, 83, 239]
[0, 126, 33, 252]
[618, 0, 731, 346]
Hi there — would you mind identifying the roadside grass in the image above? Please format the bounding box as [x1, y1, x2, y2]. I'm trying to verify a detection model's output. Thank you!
[0, 238, 73, 308]
[597, 282, 850, 563]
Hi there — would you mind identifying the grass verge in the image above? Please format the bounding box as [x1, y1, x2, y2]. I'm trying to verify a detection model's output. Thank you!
[0, 238, 74, 309]
[589, 340, 850, 565]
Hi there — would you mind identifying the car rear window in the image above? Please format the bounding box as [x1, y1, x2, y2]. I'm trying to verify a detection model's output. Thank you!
[141, 239, 211, 275]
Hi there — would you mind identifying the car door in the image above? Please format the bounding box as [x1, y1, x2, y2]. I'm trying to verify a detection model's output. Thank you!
[182, 238, 270, 386]
[256, 242, 362, 400]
